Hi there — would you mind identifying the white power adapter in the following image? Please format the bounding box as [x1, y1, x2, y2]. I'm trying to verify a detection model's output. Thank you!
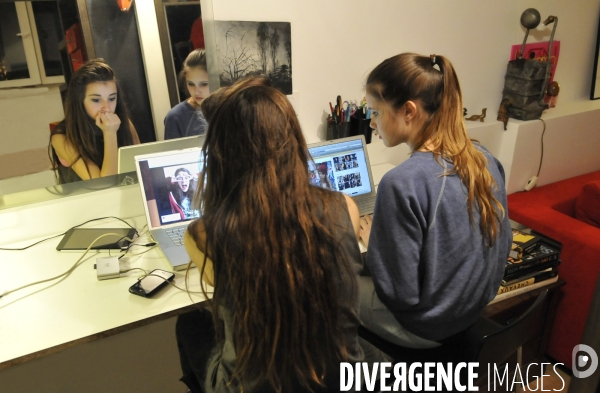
[524, 176, 538, 191]
[96, 256, 120, 280]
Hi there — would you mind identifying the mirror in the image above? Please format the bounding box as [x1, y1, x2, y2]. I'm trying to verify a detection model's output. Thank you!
[0, 0, 207, 201]
[591, 14, 600, 100]
[154, 0, 204, 107]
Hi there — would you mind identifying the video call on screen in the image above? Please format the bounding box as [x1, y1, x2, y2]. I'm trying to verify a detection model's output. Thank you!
[139, 156, 203, 226]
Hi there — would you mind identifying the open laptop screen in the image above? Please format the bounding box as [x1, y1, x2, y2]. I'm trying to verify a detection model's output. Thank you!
[118, 135, 204, 174]
[307, 138, 373, 197]
[136, 149, 204, 228]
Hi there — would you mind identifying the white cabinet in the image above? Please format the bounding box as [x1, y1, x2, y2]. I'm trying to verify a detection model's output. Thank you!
[0, 1, 64, 89]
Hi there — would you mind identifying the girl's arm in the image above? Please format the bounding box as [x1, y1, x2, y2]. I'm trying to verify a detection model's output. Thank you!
[183, 222, 215, 287]
[343, 194, 361, 239]
[51, 134, 98, 180]
[95, 112, 121, 177]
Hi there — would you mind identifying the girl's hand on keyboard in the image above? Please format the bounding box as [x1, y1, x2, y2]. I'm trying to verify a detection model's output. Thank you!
[359, 214, 373, 248]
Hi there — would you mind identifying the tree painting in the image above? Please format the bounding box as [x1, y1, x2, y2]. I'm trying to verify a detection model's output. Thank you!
[256, 22, 269, 74]
[214, 21, 292, 95]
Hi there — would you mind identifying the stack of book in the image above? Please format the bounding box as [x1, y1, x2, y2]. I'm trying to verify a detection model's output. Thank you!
[489, 229, 561, 305]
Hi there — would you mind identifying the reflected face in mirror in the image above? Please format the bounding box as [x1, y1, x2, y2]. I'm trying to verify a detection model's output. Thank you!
[185, 67, 209, 107]
[84, 81, 118, 119]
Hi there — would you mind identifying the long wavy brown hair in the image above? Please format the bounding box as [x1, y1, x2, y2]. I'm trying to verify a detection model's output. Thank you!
[49, 59, 134, 183]
[188, 77, 356, 392]
[367, 53, 504, 246]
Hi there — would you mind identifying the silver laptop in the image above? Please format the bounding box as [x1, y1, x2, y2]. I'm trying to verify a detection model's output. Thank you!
[119, 135, 204, 174]
[134, 148, 204, 270]
[307, 135, 376, 216]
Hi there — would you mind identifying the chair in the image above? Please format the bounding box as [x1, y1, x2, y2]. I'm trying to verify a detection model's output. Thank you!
[173, 40, 193, 68]
[359, 290, 550, 390]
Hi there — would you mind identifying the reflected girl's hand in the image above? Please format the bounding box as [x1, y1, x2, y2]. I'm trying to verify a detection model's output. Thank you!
[96, 111, 121, 135]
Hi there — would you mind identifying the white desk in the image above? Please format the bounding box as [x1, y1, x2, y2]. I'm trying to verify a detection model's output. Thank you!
[0, 184, 208, 374]
[0, 162, 396, 391]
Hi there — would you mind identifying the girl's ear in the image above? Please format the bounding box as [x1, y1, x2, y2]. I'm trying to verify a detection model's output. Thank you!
[403, 100, 418, 121]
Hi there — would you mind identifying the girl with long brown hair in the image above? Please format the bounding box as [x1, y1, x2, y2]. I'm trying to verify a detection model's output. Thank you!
[358, 53, 512, 349]
[49, 59, 139, 183]
[176, 77, 382, 393]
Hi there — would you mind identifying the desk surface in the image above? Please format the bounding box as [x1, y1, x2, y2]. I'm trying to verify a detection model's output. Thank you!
[0, 217, 208, 370]
[0, 162, 397, 371]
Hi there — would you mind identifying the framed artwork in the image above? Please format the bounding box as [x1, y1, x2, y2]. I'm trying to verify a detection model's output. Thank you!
[214, 21, 292, 95]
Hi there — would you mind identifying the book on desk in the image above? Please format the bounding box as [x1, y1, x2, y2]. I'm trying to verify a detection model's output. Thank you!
[490, 229, 563, 305]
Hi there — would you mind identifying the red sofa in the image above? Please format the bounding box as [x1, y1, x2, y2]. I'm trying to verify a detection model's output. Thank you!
[507, 170, 600, 369]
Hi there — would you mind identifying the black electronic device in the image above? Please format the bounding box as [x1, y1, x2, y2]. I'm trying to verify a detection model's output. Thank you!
[128, 269, 175, 297]
[56, 227, 137, 251]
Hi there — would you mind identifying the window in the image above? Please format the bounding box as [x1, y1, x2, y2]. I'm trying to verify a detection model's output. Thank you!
[0, 1, 64, 89]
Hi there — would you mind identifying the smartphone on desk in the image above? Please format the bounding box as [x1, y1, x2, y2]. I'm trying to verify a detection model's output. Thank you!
[129, 269, 175, 297]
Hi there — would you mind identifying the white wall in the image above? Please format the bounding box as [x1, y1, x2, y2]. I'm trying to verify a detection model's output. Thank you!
[503, 109, 600, 194]
[207, 0, 600, 138]
[0, 86, 63, 156]
[204, 0, 600, 188]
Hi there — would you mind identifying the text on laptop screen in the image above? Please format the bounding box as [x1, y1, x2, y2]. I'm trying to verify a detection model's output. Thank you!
[137, 150, 204, 227]
[308, 139, 372, 197]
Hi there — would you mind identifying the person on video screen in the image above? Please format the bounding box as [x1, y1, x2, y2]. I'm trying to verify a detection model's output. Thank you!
[169, 168, 198, 220]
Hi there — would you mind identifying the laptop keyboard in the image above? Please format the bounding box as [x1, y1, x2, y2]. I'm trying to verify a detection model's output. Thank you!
[166, 227, 186, 245]
[357, 198, 375, 217]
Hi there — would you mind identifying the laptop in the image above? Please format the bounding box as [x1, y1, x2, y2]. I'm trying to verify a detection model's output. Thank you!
[134, 148, 204, 270]
[118, 135, 205, 174]
[307, 135, 377, 216]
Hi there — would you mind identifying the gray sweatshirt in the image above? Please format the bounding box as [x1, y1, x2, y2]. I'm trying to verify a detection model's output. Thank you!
[366, 146, 512, 341]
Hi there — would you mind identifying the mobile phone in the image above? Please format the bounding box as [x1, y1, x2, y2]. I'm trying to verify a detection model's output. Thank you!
[129, 269, 175, 297]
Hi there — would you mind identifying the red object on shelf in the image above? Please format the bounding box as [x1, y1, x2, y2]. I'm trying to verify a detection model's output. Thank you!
[70, 49, 85, 72]
[49, 121, 61, 133]
[65, 23, 83, 54]
[117, 0, 134, 12]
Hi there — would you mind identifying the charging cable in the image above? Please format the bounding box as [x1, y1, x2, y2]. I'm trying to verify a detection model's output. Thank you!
[0, 216, 138, 251]
[1, 233, 134, 298]
[524, 119, 546, 191]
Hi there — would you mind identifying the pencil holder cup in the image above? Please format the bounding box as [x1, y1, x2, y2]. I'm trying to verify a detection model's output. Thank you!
[326, 122, 351, 140]
[350, 117, 374, 144]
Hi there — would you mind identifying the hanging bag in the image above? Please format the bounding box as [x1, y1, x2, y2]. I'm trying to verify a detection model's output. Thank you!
[499, 9, 558, 124]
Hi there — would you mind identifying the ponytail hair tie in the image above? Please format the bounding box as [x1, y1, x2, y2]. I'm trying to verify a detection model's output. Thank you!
[430, 54, 442, 73]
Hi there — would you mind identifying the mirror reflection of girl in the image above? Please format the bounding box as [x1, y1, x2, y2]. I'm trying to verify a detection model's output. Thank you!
[49, 59, 140, 184]
[169, 167, 197, 220]
[164, 49, 209, 139]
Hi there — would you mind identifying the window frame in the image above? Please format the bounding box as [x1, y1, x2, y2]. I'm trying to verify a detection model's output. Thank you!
[26, 1, 66, 86]
[0, 2, 42, 89]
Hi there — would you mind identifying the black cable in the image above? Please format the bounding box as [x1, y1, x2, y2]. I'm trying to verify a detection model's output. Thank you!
[113, 242, 156, 259]
[0, 216, 139, 251]
[536, 119, 546, 177]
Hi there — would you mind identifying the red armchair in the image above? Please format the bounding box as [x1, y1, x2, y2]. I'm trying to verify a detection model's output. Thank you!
[507, 170, 600, 369]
